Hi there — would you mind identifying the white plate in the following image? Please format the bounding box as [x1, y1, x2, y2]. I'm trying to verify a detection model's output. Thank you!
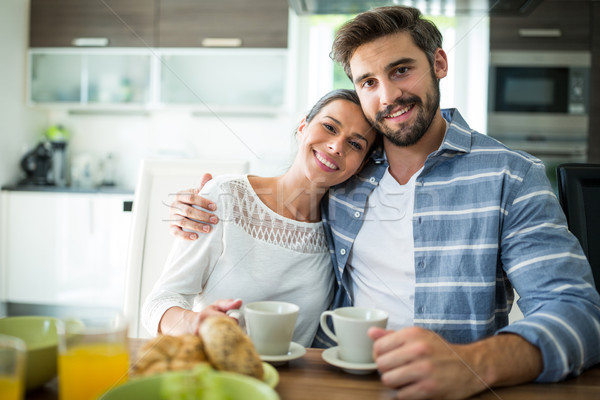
[260, 341, 306, 365]
[321, 347, 378, 375]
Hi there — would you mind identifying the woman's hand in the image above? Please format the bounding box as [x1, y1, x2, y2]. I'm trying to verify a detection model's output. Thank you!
[159, 299, 243, 336]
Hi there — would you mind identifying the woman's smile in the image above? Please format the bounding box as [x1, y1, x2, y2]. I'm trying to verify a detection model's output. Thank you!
[313, 150, 340, 171]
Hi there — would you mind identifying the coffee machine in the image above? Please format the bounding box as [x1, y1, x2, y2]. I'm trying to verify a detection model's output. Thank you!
[20, 125, 69, 186]
[20, 141, 54, 185]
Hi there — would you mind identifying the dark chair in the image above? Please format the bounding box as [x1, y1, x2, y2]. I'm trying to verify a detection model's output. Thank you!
[556, 163, 600, 291]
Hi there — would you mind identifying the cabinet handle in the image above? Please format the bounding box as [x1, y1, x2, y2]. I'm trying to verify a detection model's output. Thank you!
[72, 37, 110, 47]
[518, 29, 562, 38]
[201, 38, 242, 47]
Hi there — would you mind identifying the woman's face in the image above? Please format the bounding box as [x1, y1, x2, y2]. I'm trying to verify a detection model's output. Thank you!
[296, 99, 376, 188]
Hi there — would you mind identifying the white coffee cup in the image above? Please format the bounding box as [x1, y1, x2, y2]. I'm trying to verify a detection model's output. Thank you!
[320, 307, 388, 364]
[228, 301, 299, 356]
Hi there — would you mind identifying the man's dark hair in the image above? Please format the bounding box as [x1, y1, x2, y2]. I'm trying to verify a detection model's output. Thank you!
[331, 6, 443, 80]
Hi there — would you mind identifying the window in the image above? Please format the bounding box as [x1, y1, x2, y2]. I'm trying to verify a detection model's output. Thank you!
[297, 12, 489, 133]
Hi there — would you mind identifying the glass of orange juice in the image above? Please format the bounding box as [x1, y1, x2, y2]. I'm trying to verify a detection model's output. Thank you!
[57, 311, 129, 400]
[0, 334, 26, 400]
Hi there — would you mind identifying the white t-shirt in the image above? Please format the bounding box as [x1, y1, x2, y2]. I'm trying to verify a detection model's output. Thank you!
[347, 167, 422, 330]
[142, 175, 334, 347]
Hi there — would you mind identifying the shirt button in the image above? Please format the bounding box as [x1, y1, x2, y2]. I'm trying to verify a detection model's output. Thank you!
[417, 306, 424, 313]
[418, 261, 424, 269]
[354, 211, 360, 218]
[340, 249, 346, 256]
[369, 177, 376, 183]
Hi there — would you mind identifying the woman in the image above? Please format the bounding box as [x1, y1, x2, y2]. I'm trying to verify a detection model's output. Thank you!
[142, 89, 378, 347]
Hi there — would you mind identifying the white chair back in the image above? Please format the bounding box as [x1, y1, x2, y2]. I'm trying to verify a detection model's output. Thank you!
[123, 158, 249, 337]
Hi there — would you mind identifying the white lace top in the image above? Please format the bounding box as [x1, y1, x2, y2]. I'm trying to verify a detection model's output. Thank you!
[142, 175, 334, 347]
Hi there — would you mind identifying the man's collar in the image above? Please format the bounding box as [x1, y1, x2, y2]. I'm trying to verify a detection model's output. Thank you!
[438, 108, 472, 154]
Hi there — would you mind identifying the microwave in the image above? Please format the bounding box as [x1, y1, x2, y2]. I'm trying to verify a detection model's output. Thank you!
[487, 50, 590, 141]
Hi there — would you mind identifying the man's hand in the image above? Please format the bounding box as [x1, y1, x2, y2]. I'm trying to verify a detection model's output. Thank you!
[369, 326, 543, 399]
[169, 173, 216, 240]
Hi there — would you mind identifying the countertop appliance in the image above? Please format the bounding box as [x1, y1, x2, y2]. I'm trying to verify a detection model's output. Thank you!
[20, 141, 53, 185]
[20, 125, 70, 186]
[487, 50, 591, 192]
[20, 141, 68, 187]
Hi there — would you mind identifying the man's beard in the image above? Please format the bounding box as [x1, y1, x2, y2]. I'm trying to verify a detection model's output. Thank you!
[370, 79, 440, 147]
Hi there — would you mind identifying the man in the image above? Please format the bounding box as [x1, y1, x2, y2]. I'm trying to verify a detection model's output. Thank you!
[167, 6, 600, 399]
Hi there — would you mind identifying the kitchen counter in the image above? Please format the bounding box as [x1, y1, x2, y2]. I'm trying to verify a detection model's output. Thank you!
[1, 184, 134, 194]
[1, 188, 134, 310]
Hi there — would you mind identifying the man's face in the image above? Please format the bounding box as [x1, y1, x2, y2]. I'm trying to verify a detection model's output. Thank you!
[349, 32, 447, 147]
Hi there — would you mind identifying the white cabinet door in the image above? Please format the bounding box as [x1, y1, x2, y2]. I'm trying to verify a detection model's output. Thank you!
[2, 191, 133, 309]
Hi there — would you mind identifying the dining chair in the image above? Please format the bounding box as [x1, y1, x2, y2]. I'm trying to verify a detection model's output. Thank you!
[556, 163, 600, 292]
[123, 158, 249, 338]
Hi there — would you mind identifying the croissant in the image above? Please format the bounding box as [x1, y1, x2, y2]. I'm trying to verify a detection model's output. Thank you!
[133, 316, 263, 381]
[200, 316, 264, 380]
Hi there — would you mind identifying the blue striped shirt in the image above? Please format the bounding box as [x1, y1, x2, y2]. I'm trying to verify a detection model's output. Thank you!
[316, 108, 600, 382]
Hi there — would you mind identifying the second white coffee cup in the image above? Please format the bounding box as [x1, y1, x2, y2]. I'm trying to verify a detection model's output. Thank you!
[320, 307, 388, 364]
[229, 301, 299, 356]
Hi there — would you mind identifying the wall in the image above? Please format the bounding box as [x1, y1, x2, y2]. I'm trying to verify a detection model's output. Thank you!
[0, 0, 47, 187]
[46, 109, 298, 190]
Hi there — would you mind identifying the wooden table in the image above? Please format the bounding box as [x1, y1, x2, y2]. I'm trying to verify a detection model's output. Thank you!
[26, 339, 600, 400]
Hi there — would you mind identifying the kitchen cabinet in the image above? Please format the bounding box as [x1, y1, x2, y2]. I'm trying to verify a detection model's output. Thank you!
[29, 0, 156, 47]
[28, 48, 288, 111]
[159, 49, 287, 111]
[490, 0, 591, 51]
[29, 0, 288, 49]
[0, 190, 133, 309]
[29, 49, 152, 105]
[158, 0, 288, 48]
[27, 0, 290, 110]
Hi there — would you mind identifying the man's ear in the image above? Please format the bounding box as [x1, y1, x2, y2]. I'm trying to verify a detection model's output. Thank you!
[434, 48, 448, 79]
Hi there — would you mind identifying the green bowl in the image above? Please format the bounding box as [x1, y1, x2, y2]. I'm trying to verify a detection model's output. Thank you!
[99, 369, 280, 400]
[0, 316, 58, 391]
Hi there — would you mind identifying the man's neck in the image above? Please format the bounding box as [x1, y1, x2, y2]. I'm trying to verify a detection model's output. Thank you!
[384, 111, 447, 185]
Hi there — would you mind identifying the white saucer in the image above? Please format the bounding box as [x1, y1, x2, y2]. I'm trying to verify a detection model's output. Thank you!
[260, 342, 306, 365]
[322, 347, 378, 375]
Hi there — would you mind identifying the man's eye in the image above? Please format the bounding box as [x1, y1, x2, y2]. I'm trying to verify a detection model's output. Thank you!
[394, 67, 409, 76]
[362, 79, 375, 88]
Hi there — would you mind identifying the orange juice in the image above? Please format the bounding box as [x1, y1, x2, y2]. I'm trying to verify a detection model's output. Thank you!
[58, 343, 129, 400]
[0, 376, 23, 400]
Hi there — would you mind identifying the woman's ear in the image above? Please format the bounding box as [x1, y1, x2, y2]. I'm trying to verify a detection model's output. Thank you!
[296, 117, 308, 138]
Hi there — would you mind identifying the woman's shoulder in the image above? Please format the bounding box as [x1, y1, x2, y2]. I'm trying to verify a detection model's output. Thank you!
[199, 174, 250, 196]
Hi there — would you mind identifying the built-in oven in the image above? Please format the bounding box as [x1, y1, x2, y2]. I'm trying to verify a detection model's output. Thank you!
[487, 50, 591, 192]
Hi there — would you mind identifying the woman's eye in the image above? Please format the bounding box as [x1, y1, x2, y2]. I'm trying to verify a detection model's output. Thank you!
[348, 140, 363, 151]
[323, 123, 336, 133]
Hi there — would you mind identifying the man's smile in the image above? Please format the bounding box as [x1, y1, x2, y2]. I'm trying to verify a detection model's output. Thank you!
[386, 104, 413, 119]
